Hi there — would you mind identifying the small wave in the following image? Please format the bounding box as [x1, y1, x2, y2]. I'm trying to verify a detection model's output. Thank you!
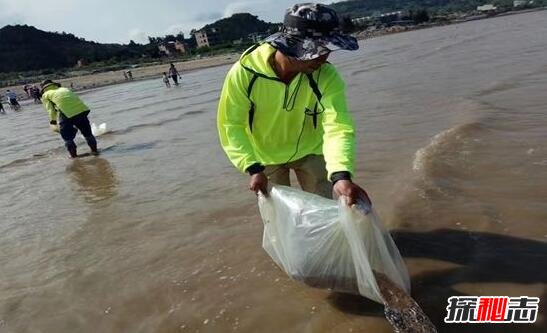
[412, 29, 500, 61]
[0, 148, 65, 171]
[108, 141, 158, 153]
[184, 110, 205, 116]
[412, 122, 484, 173]
[170, 89, 221, 103]
[0, 143, 120, 170]
[169, 95, 220, 107]
[145, 103, 211, 118]
[111, 95, 217, 116]
[350, 64, 388, 76]
[476, 80, 521, 97]
[110, 109, 206, 135]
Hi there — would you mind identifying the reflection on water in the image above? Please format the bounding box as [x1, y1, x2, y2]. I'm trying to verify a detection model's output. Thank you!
[66, 157, 118, 203]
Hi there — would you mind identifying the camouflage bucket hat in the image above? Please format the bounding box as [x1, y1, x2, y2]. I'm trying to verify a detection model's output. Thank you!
[264, 3, 359, 60]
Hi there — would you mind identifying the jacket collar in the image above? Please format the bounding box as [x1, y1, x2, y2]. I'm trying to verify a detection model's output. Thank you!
[239, 43, 280, 81]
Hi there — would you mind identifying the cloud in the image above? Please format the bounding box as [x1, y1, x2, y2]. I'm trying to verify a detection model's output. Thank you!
[0, 12, 23, 27]
[0, 0, 28, 26]
[0, 0, 342, 43]
[222, 0, 336, 23]
[128, 28, 149, 44]
[223, 1, 264, 17]
[0, 0, 75, 24]
[164, 24, 192, 36]
[194, 11, 223, 22]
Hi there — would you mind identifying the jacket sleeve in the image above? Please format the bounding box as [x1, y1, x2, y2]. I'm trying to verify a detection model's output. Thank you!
[41, 93, 58, 122]
[217, 63, 260, 173]
[320, 67, 356, 179]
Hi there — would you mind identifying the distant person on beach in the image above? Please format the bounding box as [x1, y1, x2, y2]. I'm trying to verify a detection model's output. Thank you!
[23, 85, 31, 98]
[31, 85, 41, 103]
[40, 80, 98, 158]
[162, 72, 171, 88]
[0, 95, 5, 114]
[123, 71, 128, 80]
[168, 63, 181, 86]
[217, 3, 369, 205]
[6, 90, 20, 110]
[126, 70, 133, 80]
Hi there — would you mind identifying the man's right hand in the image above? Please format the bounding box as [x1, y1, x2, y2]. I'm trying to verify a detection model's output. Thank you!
[50, 124, 59, 133]
[249, 172, 268, 196]
[333, 179, 371, 207]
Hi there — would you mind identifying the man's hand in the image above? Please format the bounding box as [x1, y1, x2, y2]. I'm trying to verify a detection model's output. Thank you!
[333, 179, 371, 206]
[249, 172, 268, 196]
[49, 124, 59, 133]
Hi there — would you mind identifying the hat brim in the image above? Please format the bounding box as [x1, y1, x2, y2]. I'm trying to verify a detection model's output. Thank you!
[264, 32, 359, 60]
[40, 82, 61, 94]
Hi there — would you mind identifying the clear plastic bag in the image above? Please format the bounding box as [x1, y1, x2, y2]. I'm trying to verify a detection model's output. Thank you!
[258, 185, 410, 304]
[91, 123, 107, 136]
[78, 123, 107, 139]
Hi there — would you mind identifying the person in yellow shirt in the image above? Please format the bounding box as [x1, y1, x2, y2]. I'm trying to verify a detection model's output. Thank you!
[40, 80, 98, 158]
[217, 3, 369, 205]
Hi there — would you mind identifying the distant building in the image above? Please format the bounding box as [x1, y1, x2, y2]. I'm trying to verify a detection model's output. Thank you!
[477, 4, 497, 12]
[352, 11, 403, 26]
[174, 40, 187, 54]
[158, 40, 187, 57]
[379, 11, 403, 17]
[194, 28, 221, 49]
[194, 30, 209, 48]
[352, 16, 374, 25]
[158, 43, 174, 56]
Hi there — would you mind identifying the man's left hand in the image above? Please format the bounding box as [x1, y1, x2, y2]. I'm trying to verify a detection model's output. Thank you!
[333, 179, 371, 206]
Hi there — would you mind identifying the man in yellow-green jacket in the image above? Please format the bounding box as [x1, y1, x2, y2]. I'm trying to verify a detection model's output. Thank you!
[41, 80, 98, 158]
[218, 3, 369, 205]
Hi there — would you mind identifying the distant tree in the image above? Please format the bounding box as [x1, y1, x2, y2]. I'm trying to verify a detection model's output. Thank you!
[197, 13, 279, 43]
[340, 15, 356, 33]
[147, 36, 163, 44]
[164, 34, 176, 42]
[413, 9, 430, 24]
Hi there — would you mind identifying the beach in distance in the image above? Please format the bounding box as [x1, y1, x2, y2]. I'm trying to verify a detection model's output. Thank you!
[5, 53, 239, 96]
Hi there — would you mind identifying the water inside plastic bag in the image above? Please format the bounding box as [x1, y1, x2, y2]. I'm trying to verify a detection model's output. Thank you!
[258, 185, 437, 332]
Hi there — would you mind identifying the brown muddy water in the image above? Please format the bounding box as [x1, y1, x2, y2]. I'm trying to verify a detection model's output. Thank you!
[1, 10, 546, 333]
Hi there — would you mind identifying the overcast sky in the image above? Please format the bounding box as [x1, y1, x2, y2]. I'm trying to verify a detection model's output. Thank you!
[0, 0, 339, 44]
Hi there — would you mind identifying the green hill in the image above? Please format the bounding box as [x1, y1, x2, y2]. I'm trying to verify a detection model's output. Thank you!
[0, 25, 142, 73]
[199, 13, 280, 43]
[0, 15, 278, 74]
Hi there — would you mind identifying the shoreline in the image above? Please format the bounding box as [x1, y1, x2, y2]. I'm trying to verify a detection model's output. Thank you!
[3, 53, 239, 99]
[355, 6, 547, 40]
[4, 6, 545, 100]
